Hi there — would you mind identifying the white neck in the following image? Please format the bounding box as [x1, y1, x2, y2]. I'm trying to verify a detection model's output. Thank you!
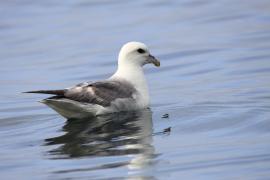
[110, 64, 150, 107]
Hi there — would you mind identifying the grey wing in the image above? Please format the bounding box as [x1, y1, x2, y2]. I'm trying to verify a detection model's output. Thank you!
[64, 80, 137, 107]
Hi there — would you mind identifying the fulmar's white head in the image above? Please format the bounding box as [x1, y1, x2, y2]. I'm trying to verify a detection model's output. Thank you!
[110, 41, 160, 108]
[118, 41, 160, 68]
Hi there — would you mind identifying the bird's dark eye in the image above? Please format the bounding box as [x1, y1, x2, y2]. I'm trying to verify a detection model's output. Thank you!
[137, 48, 146, 54]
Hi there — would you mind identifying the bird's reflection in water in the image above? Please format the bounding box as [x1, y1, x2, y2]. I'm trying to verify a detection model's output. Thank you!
[45, 109, 156, 170]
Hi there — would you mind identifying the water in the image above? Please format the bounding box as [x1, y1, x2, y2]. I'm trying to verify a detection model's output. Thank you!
[1, 0, 270, 179]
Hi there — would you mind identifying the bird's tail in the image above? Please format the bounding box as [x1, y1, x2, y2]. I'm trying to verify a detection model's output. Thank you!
[23, 89, 65, 96]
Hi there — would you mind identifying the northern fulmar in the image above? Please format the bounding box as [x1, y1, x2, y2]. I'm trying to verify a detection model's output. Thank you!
[25, 42, 160, 119]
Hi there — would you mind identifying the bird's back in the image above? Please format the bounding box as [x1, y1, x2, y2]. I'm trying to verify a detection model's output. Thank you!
[39, 79, 138, 119]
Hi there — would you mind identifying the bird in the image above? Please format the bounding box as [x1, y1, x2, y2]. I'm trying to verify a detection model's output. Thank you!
[24, 42, 160, 119]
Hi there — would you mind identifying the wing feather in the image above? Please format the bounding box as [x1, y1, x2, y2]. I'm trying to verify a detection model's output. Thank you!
[64, 80, 136, 107]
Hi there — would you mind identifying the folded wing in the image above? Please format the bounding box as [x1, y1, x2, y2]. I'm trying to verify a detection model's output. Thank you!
[64, 80, 136, 107]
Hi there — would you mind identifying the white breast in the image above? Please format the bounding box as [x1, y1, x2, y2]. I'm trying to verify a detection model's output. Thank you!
[110, 64, 150, 109]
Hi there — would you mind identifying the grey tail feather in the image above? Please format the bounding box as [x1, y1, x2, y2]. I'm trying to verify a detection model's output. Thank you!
[23, 89, 65, 96]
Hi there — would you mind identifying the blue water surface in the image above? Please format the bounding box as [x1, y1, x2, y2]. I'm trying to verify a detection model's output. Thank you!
[1, 0, 270, 179]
